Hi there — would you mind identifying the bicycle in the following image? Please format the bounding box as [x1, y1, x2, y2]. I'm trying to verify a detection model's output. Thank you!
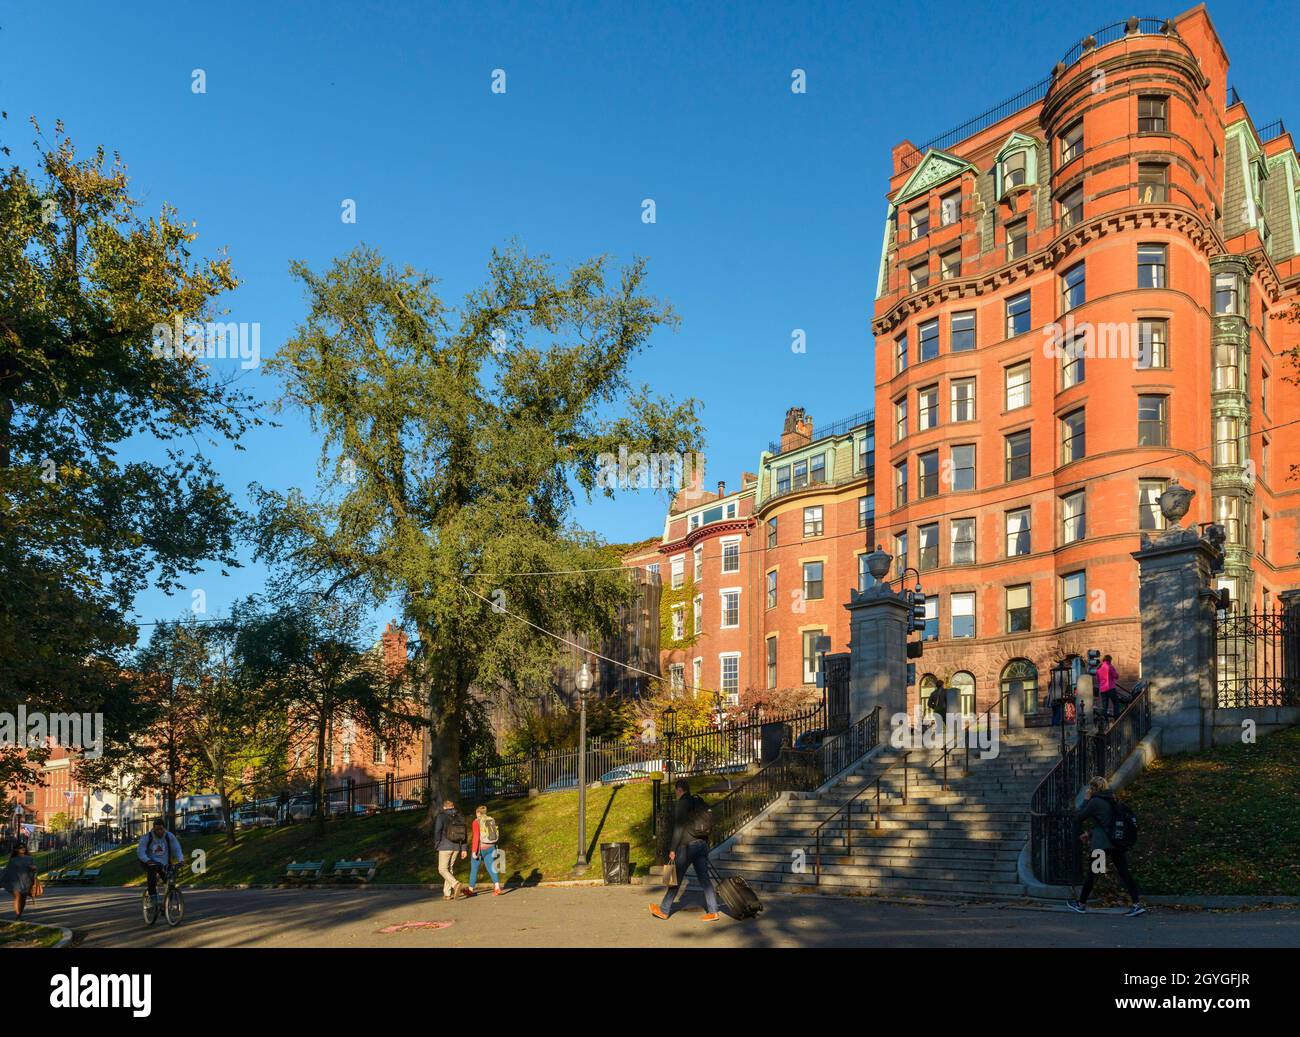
[141, 863, 185, 927]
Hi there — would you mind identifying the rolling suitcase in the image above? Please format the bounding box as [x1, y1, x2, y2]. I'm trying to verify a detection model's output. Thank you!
[708, 860, 763, 919]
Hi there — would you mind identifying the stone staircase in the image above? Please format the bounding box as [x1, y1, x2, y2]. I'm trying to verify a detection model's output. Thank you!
[712, 725, 1064, 900]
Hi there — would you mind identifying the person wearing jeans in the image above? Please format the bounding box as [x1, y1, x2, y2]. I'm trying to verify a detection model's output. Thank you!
[433, 799, 469, 900]
[1097, 655, 1119, 723]
[467, 804, 503, 896]
[650, 778, 719, 921]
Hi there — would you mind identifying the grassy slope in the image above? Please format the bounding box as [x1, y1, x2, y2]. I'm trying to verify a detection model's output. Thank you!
[0, 921, 65, 947]
[76, 781, 657, 887]
[1122, 726, 1300, 896]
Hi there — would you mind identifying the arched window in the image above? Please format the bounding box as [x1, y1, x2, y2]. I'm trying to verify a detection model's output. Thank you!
[951, 671, 976, 716]
[1000, 659, 1040, 718]
[919, 673, 940, 715]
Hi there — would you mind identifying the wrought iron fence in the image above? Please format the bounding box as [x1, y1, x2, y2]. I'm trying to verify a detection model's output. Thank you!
[665, 702, 824, 778]
[1029, 685, 1152, 885]
[1215, 607, 1300, 707]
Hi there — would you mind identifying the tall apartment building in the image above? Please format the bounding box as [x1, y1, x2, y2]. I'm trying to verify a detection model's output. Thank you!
[872, 7, 1300, 718]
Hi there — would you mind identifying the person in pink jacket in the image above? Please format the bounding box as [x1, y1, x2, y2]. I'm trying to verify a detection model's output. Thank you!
[1097, 655, 1119, 722]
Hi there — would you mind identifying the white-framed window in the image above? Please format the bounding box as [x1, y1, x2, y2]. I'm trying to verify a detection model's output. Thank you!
[693, 657, 702, 696]
[693, 544, 703, 581]
[720, 653, 741, 703]
[951, 377, 975, 421]
[951, 592, 975, 638]
[801, 631, 825, 685]
[1006, 507, 1031, 557]
[765, 570, 777, 610]
[670, 555, 684, 590]
[951, 311, 976, 352]
[1005, 362, 1030, 410]
[669, 663, 685, 692]
[802, 562, 824, 601]
[720, 588, 741, 628]
[1060, 120, 1083, 165]
[765, 638, 778, 689]
[1061, 261, 1086, 312]
[1061, 490, 1086, 544]
[918, 384, 939, 430]
[940, 190, 961, 226]
[803, 506, 824, 538]
[671, 604, 685, 640]
[693, 594, 703, 634]
[950, 517, 975, 565]
[721, 537, 740, 573]
[1062, 571, 1087, 624]
[1139, 478, 1167, 531]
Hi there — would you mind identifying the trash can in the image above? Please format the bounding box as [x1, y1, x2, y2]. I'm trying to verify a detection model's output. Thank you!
[600, 841, 631, 885]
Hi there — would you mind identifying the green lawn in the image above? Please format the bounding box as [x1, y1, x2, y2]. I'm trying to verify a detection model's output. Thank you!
[1120, 726, 1300, 896]
[0, 921, 65, 948]
[77, 781, 658, 887]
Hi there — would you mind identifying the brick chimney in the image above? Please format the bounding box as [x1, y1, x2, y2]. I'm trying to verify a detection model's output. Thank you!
[717, 480, 725, 497]
[381, 621, 408, 679]
[780, 407, 814, 453]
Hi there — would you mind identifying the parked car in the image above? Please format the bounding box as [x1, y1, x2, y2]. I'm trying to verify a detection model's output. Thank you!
[184, 812, 226, 835]
[599, 766, 639, 785]
[232, 808, 275, 829]
[284, 794, 315, 821]
[459, 775, 506, 800]
[389, 799, 422, 812]
[544, 775, 579, 792]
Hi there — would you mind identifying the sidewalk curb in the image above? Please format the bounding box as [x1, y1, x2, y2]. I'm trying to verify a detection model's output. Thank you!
[85, 877, 655, 891]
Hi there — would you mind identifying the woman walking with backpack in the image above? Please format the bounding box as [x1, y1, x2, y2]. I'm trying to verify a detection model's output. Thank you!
[1067, 777, 1146, 916]
[467, 804, 503, 896]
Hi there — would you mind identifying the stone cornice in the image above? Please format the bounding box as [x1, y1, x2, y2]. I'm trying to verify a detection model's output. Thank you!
[873, 205, 1224, 336]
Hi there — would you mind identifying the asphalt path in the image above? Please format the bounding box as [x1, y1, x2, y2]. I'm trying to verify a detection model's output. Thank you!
[22, 884, 1300, 948]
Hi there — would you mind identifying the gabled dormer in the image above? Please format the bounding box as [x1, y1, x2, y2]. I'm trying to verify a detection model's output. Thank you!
[893, 149, 978, 206]
[994, 132, 1040, 200]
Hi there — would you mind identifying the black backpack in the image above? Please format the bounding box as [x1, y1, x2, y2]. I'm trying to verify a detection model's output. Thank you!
[1108, 798, 1138, 849]
[686, 796, 713, 840]
[445, 811, 468, 844]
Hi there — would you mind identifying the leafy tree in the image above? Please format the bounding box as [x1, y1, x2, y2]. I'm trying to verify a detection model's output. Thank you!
[235, 589, 422, 830]
[0, 118, 258, 787]
[255, 243, 702, 820]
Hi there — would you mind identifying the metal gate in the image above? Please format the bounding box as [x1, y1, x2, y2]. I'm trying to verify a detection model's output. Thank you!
[824, 652, 850, 732]
[1214, 606, 1300, 707]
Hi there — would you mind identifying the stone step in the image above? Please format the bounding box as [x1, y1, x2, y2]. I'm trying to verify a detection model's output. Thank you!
[724, 847, 1018, 871]
[717, 864, 1027, 898]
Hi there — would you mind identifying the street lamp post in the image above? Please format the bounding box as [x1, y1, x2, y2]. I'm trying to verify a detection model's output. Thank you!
[574, 662, 593, 872]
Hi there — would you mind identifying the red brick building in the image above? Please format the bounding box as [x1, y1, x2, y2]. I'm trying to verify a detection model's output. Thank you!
[872, 7, 1300, 716]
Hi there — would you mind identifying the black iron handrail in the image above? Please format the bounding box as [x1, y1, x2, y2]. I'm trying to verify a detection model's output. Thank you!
[1028, 683, 1151, 884]
[901, 17, 1171, 170]
[925, 690, 1008, 791]
[814, 734, 908, 884]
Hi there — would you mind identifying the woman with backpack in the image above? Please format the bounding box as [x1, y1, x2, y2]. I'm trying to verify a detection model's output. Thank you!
[1067, 777, 1146, 916]
[467, 804, 503, 896]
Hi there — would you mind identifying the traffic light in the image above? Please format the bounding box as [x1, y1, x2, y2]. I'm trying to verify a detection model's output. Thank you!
[1087, 649, 1100, 675]
[906, 662, 916, 687]
[911, 591, 927, 634]
[907, 640, 924, 659]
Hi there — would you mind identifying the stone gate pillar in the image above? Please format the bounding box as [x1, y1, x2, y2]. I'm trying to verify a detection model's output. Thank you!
[1131, 519, 1223, 753]
[844, 582, 911, 726]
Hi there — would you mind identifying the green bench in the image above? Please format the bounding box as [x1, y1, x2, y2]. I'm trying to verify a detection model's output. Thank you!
[55, 868, 81, 883]
[284, 860, 325, 883]
[79, 868, 101, 884]
[331, 859, 378, 883]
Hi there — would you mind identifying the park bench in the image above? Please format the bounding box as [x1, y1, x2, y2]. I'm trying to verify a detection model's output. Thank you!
[55, 868, 82, 883]
[330, 859, 378, 883]
[79, 868, 101, 884]
[42, 868, 67, 883]
[283, 860, 325, 883]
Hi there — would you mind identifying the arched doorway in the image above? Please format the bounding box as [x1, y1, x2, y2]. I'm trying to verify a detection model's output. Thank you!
[1000, 659, 1039, 720]
[919, 673, 940, 715]
[951, 671, 976, 716]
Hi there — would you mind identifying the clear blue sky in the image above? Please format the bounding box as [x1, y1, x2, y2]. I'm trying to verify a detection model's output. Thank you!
[5, 0, 1297, 637]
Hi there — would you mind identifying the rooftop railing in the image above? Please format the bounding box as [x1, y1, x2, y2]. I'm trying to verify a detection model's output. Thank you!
[900, 17, 1171, 170]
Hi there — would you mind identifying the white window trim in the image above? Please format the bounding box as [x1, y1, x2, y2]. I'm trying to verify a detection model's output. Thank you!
[718, 587, 742, 629]
[719, 535, 742, 573]
[718, 651, 742, 701]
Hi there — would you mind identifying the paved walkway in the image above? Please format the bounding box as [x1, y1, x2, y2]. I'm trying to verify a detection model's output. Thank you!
[23, 885, 1300, 948]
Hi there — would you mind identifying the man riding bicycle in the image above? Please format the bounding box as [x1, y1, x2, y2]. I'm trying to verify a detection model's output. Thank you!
[136, 818, 183, 897]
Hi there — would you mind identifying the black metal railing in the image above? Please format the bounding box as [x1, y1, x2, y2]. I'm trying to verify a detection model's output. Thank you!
[901, 17, 1170, 170]
[1257, 119, 1287, 141]
[1215, 607, 1300, 707]
[1028, 684, 1151, 885]
[815, 744, 908, 884]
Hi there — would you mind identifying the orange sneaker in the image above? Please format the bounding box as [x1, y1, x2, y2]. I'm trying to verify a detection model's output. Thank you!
[700, 913, 720, 922]
[649, 904, 669, 920]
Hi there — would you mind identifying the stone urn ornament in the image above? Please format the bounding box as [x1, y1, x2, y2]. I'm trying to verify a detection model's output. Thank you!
[1158, 479, 1193, 527]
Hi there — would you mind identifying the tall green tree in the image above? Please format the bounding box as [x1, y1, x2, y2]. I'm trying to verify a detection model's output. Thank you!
[236, 589, 421, 830]
[0, 118, 259, 786]
[255, 243, 702, 819]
